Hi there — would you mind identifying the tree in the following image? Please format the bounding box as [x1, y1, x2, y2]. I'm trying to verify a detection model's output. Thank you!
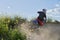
[54, 20, 60, 23]
[47, 18, 52, 23]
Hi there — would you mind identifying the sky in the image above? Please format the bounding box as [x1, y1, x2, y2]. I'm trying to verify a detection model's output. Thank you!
[0, 0, 60, 21]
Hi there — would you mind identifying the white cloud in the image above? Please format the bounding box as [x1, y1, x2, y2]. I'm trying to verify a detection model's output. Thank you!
[8, 6, 10, 9]
[47, 3, 60, 21]
[47, 9, 53, 13]
[55, 4, 60, 7]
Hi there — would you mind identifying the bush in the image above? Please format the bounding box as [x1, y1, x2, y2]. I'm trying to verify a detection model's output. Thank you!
[0, 29, 26, 40]
[47, 18, 52, 23]
[0, 16, 27, 40]
[54, 20, 60, 23]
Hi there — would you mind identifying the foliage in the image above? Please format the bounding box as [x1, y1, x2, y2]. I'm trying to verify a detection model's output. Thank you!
[54, 20, 60, 23]
[47, 18, 52, 23]
[47, 18, 60, 23]
[0, 16, 27, 40]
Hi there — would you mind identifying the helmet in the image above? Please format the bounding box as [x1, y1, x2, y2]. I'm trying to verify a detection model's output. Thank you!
[43, 9, 46, 11]
[42, 9, 47, 13]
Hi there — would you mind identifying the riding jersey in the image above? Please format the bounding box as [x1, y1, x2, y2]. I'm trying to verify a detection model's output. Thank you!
[38, 11, 46, 21]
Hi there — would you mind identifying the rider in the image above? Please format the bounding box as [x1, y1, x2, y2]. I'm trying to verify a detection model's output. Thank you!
[37, 9, 46, 26]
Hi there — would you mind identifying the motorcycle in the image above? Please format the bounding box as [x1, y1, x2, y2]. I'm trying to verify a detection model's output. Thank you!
[30, 17, 46, 29]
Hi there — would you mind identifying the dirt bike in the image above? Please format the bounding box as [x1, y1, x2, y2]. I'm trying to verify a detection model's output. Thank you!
[30, 17, 46, 30]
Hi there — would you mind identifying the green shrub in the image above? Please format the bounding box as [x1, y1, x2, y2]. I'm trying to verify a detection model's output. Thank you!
[0, 16, 27, 40]
[47, 18, 52, 23]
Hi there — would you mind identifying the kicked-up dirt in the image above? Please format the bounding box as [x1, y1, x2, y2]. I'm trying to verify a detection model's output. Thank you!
[18, 23, 60, 40]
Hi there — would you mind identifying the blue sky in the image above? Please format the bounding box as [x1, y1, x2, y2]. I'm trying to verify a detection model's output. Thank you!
[0, 0, 60, 21]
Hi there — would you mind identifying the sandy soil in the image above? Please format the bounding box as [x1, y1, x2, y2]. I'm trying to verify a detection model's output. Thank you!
[18, 23, 60, 40]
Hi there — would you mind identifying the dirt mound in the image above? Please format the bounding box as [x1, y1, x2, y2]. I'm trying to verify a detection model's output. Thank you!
[18, 23, 60, 40]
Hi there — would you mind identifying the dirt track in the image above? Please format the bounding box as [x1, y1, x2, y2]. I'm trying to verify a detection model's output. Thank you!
[20, 23, 60, 40]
